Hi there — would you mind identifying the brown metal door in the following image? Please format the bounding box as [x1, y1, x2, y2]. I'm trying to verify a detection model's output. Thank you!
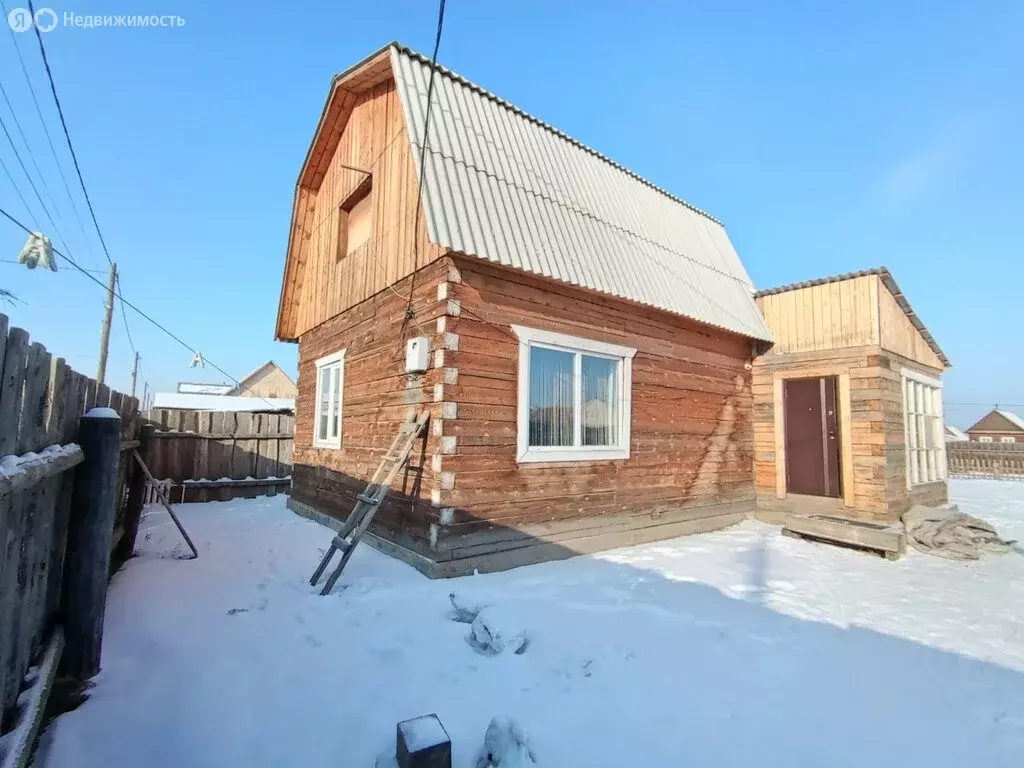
[784, 377, 842, 498]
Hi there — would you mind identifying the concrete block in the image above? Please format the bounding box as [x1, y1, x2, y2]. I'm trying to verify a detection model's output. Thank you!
[397, 714, 451, 768]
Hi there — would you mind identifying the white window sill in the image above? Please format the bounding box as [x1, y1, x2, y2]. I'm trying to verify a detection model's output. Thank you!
[312, 439, 342, 450]
[518, 446, 629, 464]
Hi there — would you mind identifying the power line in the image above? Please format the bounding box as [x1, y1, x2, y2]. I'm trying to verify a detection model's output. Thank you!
[0, 257, 107, 273]
[0, 110, 68, 248]
[0, 204, 280, 409]
[115, 273, 137, 355]
[946, 402, 1024, 409]
[404, 0, 447, 326]
[0, 153, 38, 226]
[22, 0, 140, 371]
[0, 76, 65, 232]
[27, 0, 113, 268]
[1, 0, 98, 269]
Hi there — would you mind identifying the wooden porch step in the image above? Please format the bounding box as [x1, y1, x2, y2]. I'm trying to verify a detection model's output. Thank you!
[782, 514, 906, 561]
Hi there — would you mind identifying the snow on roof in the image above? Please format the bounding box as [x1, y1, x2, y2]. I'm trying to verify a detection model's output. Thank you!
[996, 409, 1024, 431]
[944, 425, 969, 441]
[152, 392, 294, 412]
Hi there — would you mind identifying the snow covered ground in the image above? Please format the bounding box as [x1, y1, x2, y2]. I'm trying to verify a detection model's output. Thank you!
[40, 480, 1024, 767]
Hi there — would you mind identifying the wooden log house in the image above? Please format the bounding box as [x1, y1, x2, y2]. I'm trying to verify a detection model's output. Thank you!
[274, 43, 777, 576]
[752, 269, 951, 524]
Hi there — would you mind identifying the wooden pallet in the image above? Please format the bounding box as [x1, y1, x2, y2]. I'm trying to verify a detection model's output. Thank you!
[782, 514, 906, 560]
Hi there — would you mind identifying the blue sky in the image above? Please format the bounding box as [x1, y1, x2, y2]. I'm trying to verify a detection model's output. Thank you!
[0, 0, 1020, 427]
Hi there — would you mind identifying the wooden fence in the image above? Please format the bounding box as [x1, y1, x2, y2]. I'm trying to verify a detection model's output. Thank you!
[0, 314, 143, 752]
[142, 409, 294, 502]
[948, 442, 1024, 479]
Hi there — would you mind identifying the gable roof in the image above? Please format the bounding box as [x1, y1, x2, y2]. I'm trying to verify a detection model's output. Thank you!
[966, 408, 1024, 434]
[280, 42, 772, 342]
[998, 410, 1024, 431]
[227, 361, 295, 396]
[755, 267, 949, 367]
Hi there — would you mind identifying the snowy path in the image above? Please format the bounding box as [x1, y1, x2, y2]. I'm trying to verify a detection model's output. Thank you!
[40, 480, 1024, 767]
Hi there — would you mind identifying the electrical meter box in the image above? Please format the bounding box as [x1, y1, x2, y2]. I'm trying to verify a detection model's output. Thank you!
[405, 337, 430, 374]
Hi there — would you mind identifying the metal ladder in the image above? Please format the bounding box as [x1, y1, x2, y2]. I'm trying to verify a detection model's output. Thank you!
[310, 410, 430, 595]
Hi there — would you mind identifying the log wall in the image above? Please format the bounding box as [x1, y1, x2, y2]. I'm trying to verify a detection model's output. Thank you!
[753, 345, 947, 524]
[290, 258, 457, 556]
[426, 256, 755, 569]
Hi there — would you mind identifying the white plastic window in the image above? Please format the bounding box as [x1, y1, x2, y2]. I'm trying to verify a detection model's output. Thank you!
[313, 349, 345, 448]
[512, 326, 636, 463]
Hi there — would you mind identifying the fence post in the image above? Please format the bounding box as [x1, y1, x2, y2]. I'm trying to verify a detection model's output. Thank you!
[60, 408, 121, 682]
[114, 424, 153, 567]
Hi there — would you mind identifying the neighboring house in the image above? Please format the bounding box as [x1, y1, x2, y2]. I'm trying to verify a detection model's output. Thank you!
[966, 409, 1024, 443]
[752, 268, 951, 523]
[944, 425, 969, 442]
[275, 42, 773, 576]
[153, 362, 297, 413]
[226, 361, 297, 399]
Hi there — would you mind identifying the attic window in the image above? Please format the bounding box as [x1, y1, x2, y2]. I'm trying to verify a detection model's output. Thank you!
[336, 176, 372, 261]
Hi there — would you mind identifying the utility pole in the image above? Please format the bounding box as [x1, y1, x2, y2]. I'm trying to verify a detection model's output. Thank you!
[142, 381, 149, 412]
[129, 351, 139, 397]
[96, 262, 117, 385]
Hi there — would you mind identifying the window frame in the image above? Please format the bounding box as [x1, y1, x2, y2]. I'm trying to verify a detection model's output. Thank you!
[901, 367, 946, 488]
[1000, 436, 1016, 444]
[978, 436, 993, 443]
[335, 176, 373, 262]
[312, 348, 346, 449]
[512, 325, 636, 464]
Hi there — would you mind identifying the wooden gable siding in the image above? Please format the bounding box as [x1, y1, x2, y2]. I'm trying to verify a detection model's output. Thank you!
[968, 410, 1024, 435]
[430, 256, 755, 561]
[877, 279, 945, 371]
[289, 79, 443, 339]
[756, 275, 879, 355]
[236, 365, 296, 399]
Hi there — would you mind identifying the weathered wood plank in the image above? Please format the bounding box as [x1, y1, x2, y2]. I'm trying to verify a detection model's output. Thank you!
[0, 328, 30, 456]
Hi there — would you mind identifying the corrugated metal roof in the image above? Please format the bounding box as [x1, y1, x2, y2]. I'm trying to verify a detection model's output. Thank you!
[389, 44, 772, 342]
[755, 267, 950, 367]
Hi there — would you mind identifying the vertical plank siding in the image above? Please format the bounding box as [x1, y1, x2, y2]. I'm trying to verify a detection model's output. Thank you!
[284, 78, 444, 340]
[0, 315, 140, 731]
[756, 275, 880, 355]
[141, 410, 295, 502]
[876, 280, 946, 371]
